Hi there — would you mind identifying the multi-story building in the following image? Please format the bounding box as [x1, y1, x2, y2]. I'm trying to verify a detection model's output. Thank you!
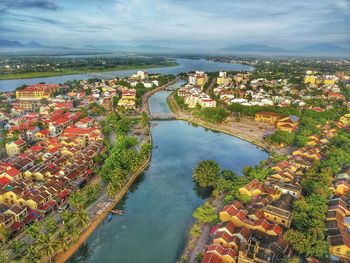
[16, 84, 59, 100]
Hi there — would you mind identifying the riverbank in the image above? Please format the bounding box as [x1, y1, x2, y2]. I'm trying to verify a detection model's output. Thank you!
[167, 90, 294, 262]
[0, 62, 178, 80]
[54, 80, 180, 262]
[167, 91, 293, 155]
[55, 147, 152, 263]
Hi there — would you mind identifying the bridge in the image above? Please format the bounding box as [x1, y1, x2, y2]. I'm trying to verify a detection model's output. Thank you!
[150, 113, 177, 120]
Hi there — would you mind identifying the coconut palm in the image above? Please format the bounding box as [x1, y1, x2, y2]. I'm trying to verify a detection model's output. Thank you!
[23, 245, 41, 263]
[60, 209, 72, 225]
[0, 228, 10, 245]
[10, 240, 25, 259]
[74, 208, 90, 229]
[57, 230, 70, 252]
[107, 182, 118, 197]
[25, 222, 41, 240]
[36, 234, 59, 263]
[64, 221, 80, 242]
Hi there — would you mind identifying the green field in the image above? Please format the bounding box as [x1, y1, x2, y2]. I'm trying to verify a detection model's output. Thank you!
[0, 62, 178, 80]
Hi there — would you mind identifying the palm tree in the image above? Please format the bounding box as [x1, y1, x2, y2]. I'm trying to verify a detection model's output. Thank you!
[23, 245, 41, 263]
[60, 209, 72, 225]
[25, 222, 41, 240]
[64, 222, 80, 242]
[0, 250, 8, 263]
[107, 182, 118, 197]
[36, 234, 59, 263]
[74, 208, 90, 229]
[0, 228, 10, 245]
[10, 240, 25, 259]
[57, 230, 70, 252]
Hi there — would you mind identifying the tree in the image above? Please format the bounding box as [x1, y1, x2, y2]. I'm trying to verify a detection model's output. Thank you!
[74, 208, 90, 229]
[141, 111, 149, 128]
[25, 222, 41, 240]
[10, 240, 25, 259]
[23, 245, 42, 263]
[44, 216, 58, 234]
[60, 209, 72, 225]
[37, 234, 59, 263]
[57, 230, 70, 252]
[267, 130, 295, 145]
[0, 228, 10, 245]
[69, 191, 86, 209]
[0, 250, 8, 263]
[193, 160, 221, 188]
[193, 202, 218, 224]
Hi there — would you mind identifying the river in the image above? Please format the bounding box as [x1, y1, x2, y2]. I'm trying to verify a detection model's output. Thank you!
[0, 58, 253, 92]
[69, 79, 268, 262]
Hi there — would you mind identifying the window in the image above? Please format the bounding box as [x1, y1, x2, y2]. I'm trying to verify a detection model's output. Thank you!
[282, 220, 285, 223]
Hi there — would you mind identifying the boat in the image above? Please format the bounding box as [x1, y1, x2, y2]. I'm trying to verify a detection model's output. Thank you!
[107, 212, 113, 222]
[111, 209, 125, 215]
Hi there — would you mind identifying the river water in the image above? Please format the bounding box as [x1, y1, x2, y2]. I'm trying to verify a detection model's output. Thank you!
[69, 77, 268, 262]
[0, 58, 253, 92]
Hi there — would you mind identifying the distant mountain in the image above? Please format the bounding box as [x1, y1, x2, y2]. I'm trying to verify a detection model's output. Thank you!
[221, 44, 287, 53]
[220, 43, 350, 56]
[293, 43, 350, 54]
[24, 40, 45, 48]
[0, 39, 24, 48]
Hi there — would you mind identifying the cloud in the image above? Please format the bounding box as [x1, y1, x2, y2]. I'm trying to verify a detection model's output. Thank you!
[0, 0, 349, 49]
[0, 0, 58, 10]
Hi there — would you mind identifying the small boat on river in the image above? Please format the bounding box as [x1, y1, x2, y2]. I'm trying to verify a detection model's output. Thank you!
[111, 209, 125, 215]
[107, 213, 113, 222]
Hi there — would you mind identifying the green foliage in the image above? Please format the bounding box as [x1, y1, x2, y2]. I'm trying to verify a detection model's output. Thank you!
[193, 202, 218, 224]
[194, 108, 229, 123]
[141, 111, 149, 127]
[238, 194, 251, 204]
[242, 164, 271, 182]
[193, 160, 221, 188]
[267, 130, 295, 145]
[190, 223, 201, 238]
[228, 103, 300, 117]
[174, 92, 188, 110]
[271, 154, 288, 164]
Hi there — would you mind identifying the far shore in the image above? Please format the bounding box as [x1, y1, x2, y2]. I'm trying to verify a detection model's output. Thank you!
[166, 91, 294, 156]
[0, 62, 178, 80]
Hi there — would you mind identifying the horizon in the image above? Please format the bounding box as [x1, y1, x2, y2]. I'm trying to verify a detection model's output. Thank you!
[0, 0, 350, 52]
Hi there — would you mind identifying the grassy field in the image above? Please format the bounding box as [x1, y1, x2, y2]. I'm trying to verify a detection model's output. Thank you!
[0, 62, 178, 80]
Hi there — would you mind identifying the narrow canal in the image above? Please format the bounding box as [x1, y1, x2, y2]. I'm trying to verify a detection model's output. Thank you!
[69, 81, 268, 263]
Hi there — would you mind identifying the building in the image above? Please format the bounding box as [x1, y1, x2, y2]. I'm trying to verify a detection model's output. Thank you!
[262, 194, 293, 228]
[217, 72, 231, 85]
[255, 112, 284, 125]
[16, 84, 59, 100]
[340, 113, 350, 126]
[188, 71, 208, 87]
[5, 139, 26, 156]
[275, 115, 299, 133]
[117, 89, 137, 110]
[132, 70, 148, 80]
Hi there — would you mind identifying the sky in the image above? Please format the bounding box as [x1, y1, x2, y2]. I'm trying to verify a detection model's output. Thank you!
[0, 0, 350, 50]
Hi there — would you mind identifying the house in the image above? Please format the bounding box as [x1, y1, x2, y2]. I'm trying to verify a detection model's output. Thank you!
[255, 111, 284, 125]
[5, 139, 26, 156]
[202, 244, 236, 263]
[340, 113, 350, 126]
[35, 129, 50, 140]
[262, 194, 294, 228]
[219, 201, 283, 236]
[239, 180, 281, 200]
[275, 115, 299, 133]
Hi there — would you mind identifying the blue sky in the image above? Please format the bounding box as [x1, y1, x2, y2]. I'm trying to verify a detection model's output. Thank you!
[0, 0, 349, 49]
